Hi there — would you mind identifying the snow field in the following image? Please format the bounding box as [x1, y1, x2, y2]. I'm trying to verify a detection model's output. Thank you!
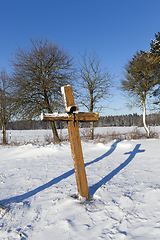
[0, 128, 160, 239]
[2, 126, 160, 145]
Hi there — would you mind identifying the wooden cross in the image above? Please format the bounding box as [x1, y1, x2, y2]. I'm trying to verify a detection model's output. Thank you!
[41, 85, 99, 200]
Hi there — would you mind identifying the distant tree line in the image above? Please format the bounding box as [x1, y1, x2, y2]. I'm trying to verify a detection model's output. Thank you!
[3, 113, 160, 130]
[98, 113, 160, 127]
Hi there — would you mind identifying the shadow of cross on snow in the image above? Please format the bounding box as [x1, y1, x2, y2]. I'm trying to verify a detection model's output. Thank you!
[89, 144, 145, 196]
[124, 143, 145, 156]
[0, 141, 120, 206]
[0, 142, 145, 205]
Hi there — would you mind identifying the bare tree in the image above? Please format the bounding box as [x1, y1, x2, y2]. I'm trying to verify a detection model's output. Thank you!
[78, 51, 113, 139]
[10, 37, 75, 142]
[121, 51, 160, 136]
[0, 68, 12, 144]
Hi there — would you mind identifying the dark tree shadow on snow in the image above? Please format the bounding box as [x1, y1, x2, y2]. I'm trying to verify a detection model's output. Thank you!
[0, 141, 120, 206]
[89, 144, 145, 197]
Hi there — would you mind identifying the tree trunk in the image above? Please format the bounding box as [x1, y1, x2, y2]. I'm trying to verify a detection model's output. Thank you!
[90, 121, 94, 140]
[2, 122, 7, 144]
[50, 121, 60, 143]
[90, 91, 94, 139]
[46, 103, 60, 142]
[143, 101, 150, 137]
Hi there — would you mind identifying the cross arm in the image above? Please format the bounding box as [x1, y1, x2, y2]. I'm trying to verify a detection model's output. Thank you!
[41, 112, 99, 122]
[76, 112, 99, 122]
[41, 112, 71, 121]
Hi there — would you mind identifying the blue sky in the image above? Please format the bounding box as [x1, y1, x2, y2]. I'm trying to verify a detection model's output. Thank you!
[1, 0, 160, 116]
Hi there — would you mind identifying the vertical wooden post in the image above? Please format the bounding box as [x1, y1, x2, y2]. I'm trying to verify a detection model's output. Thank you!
[68, 119, 90, 199]
[42, 86, 98, 199]
[61, 86, 90, 199]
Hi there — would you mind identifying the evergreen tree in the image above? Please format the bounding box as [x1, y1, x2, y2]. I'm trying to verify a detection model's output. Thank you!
[150, 32, 160, 105]
[150, 32, 160, 54]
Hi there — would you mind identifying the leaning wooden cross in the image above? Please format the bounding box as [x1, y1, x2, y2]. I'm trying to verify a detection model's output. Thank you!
[41, 85, 99, 200]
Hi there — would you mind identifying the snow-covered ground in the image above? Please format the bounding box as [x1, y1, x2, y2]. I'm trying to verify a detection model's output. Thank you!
[0, 128, 160, 239]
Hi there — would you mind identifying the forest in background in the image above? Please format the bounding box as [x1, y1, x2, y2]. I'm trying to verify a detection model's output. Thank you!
[3, 113, 160, 130]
